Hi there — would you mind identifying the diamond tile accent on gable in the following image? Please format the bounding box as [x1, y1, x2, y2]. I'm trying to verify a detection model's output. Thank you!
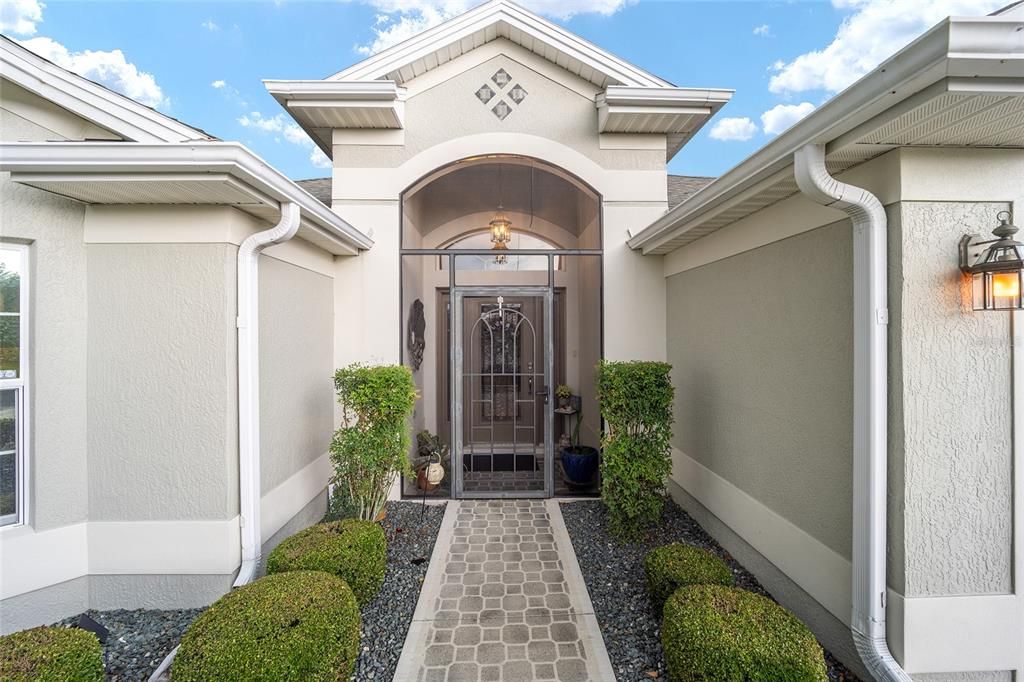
[508, 84, 528, 105]
[491, 100, 512, 120]
[475, 84, 495, 104]
[491, 68, 512, 89]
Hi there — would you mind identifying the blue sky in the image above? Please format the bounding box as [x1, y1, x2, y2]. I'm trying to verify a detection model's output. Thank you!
[2, 0, 1004, 180]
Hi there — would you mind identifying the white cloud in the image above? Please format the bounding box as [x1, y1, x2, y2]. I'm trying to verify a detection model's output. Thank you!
[769, 0, 1005, 95]
[19, 36, 168, 108]
[211, 79, 226, 89]
[760, 102, 816, 135]
[201, 19, 220, 31]
[238, 112, 331, 170]
[709, 117, 759, 142]
[0, 0, 43, 36]
[354, 0, 635, 55]
[753, 24, 771, 37]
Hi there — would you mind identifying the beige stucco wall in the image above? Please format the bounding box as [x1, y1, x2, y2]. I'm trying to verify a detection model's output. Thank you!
[667, 220, 855, 558]
[0, 82, 112, 533]
[259, 255, 334, 492]
[662, 147, 1023, 679]
[86, 242, 238, 520]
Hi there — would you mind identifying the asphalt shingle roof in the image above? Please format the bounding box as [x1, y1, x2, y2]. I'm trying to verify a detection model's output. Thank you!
[295, 178, 332, 206]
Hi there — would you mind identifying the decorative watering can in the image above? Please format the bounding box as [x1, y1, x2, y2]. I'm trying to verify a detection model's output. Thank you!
[425, 453, 445, 486]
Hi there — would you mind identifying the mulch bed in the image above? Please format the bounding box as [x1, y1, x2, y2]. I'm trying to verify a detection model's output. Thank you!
[560, 499, 861, 682]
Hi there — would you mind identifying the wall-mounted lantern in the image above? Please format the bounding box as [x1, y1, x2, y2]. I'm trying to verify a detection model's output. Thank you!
[960, 211, 1023, 311]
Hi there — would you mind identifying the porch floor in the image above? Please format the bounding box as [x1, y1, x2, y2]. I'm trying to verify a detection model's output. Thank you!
[393, 499, 613, 681]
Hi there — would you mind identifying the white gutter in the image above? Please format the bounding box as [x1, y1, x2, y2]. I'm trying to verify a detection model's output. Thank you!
[234, 201, 301, 587]
[0, 142, 373, 254]
[629, 14, 1024, 254]
[794, 144, 910, 682]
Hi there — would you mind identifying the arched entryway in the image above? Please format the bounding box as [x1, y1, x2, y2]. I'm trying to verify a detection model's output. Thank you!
[400, 155, 603, 498]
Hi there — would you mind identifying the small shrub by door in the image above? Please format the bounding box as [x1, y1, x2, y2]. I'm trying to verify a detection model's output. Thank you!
[597, 360, 674, 537]
[266, 519, 386, 605]
[643, 543, 733, 615]
[172, 571, 361, 682]
[0, 626, 104, 681]
[662, 584, 827, 682]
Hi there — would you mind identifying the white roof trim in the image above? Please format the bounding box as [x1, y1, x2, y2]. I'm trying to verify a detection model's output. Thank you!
[0, 36, 213, 144]
[328, 0, 671, 89]
[629, 15, 1024, 254]
[264, 80, 406, 148]
[0, 142, 373, 254]
[597, 86, 734, 160]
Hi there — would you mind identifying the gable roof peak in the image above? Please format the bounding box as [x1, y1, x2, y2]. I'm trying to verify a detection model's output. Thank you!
[329, 0, 673, 89]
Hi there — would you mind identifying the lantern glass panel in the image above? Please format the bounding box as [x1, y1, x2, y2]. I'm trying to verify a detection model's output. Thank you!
[974, 270, 1024, 311]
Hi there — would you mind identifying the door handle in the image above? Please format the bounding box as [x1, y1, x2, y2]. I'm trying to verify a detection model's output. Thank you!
[536, 386, 549, 405]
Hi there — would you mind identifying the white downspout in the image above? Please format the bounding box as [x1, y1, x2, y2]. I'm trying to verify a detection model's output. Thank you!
[234, 201, 301, 587]
[793, 145, 910, 682]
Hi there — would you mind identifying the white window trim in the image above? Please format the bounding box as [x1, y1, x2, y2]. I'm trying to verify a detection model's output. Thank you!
[0, 243, 29, 530]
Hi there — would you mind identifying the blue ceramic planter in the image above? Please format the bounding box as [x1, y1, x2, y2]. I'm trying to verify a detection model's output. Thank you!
[560, 446, 599, 486]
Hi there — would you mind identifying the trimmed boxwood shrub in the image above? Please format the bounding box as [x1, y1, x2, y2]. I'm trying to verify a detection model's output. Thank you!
[597, 360, 674, 537]
[266, 519, 386, 605]
[644, 543, 733, 615]
[662, 584, 827, 682]
[0, 626, 104, 681]
[172, 571, 361, 682]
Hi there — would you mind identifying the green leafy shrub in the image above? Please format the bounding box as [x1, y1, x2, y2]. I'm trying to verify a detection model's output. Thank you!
[267, 519, 386, 605]
[0, 626, 104, 681]
[662, 584, 827, 682]
[644, 543, 733, 615]
[597, 360, 674, 537]
[331, 363, 417, 520]
[173, 571, 360, 682]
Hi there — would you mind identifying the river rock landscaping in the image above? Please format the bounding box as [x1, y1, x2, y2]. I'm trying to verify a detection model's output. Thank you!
[53, 608, 202, 681]
[561, 499, 860, 682]
[43, 500, 443, 681]
[353, 499, 445, 681]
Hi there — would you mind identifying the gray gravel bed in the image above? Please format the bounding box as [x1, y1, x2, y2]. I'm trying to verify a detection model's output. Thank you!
[560, 499, 860, 682]
[54, 608, 202, 681]
[353, 500, 446, 681]
[49, 500, 444, 681]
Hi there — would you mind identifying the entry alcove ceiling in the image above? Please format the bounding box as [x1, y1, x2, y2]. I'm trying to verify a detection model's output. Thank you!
[403, 157, 600, 248]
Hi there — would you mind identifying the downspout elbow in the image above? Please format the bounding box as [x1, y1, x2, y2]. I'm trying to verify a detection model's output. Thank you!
[793, 145, 910, 682]
[234, 201, 301, 588]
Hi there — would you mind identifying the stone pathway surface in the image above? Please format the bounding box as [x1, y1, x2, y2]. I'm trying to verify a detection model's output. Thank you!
[393, 499, 614, 682]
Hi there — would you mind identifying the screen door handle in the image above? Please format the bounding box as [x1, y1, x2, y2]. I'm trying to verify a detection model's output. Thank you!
[536, 386, 549, 404]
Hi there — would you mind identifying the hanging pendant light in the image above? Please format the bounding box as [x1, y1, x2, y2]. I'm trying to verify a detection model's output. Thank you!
[490, 163, 512, 264]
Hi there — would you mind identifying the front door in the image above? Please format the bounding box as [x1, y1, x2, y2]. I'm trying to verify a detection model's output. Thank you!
[453, 287, 553, 497]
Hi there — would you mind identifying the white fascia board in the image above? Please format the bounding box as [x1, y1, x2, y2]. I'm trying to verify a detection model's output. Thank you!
[327, 0, 671, 88]
[599, 86, 734, 107]
[264, 79, 406, 101]
[0, 37, 211, 144]
[264, 81, 405, 155]
[0, 142, 373, 252]
[628, 15, 1024, 254]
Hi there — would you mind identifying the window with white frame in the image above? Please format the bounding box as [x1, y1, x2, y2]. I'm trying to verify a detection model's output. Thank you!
[0, 244, 27, 527]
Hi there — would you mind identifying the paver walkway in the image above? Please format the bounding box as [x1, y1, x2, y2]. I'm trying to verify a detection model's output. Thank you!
[393, 499, 614, 682]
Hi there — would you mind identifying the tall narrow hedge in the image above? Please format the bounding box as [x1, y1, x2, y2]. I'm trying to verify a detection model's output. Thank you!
[331, 363, 417, 521]
[597, 360, 674, 537]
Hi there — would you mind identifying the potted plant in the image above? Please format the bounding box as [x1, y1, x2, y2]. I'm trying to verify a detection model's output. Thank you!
[560, 398, 599, 487]
[414, 429, 449, 492]
[555, 384, 573, 409]
[329, 363, 417, 521]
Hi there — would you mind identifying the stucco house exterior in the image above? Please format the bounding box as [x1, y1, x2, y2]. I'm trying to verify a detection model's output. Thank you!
[1, 1, 1022, 679]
